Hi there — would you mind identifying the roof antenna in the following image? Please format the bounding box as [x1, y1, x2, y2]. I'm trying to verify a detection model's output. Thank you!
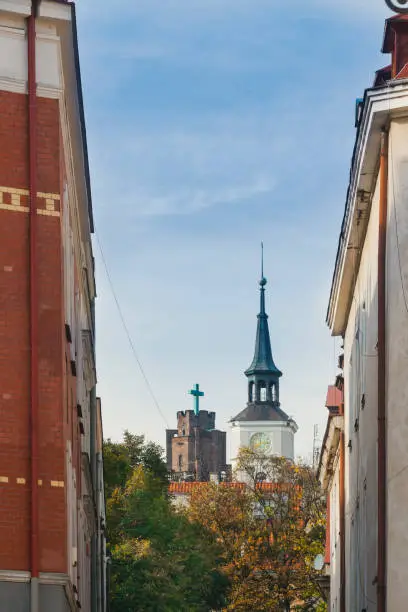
[260, 242, 266, 287]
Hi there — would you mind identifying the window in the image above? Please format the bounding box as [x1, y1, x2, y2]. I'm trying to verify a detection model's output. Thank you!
[271, 383, 278, 402]
[259, 381, 266, 402]
[178, 455, 183, 470]
[249, 381, 255, 402]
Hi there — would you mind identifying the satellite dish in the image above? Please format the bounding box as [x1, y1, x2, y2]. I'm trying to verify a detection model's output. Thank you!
[385, 0, 408, 13]
[313, 553, 325, 571]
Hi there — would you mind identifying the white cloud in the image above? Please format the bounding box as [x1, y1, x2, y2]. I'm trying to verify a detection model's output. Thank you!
[133, 177, 275, 216]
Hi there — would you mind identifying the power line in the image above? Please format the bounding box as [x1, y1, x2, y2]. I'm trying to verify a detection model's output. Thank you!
[94, 231, 170, 429]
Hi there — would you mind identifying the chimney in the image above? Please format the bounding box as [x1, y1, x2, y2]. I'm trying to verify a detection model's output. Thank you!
[382, 15, 408, 79]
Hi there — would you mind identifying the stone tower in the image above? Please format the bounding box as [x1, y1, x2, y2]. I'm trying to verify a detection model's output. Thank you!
[166, 386, 228, 482]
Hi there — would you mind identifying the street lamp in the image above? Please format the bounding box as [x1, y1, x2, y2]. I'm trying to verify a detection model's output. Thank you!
[385, 0, 408, 13]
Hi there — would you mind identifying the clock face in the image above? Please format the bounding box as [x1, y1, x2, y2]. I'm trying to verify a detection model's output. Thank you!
[250, 432, 272, 453]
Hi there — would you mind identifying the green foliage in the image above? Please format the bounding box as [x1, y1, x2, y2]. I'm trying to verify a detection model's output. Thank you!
[188, 449, 327, 611]
[105, 432, 228, 612]
[105, 435, 327, 611]
[103, 430, 168, 499]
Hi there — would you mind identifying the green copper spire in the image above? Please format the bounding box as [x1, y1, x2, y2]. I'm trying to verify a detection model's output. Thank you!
[230, 244, 289, 420]
[245, 244, 282, 379]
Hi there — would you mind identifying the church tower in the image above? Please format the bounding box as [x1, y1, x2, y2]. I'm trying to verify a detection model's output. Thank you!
[166, 385, 229, 482]
[230, 248, 298, 468]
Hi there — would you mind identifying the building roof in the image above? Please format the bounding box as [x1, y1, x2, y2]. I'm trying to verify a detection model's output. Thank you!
[374, 65, 392, 87]
[396, 62, 408, 79]
[230, 402, 290, 423]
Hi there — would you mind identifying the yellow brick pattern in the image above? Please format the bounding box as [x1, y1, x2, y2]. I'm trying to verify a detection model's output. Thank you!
[50, 480, 65, 488]
[0, 186, 60, 217]
[0, 477, 64, 488]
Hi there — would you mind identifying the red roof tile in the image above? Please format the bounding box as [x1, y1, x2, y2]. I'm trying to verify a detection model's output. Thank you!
[383, 14, 408, 53]
[396, 61, 408, 79]
[168, 481, 298, 494]
[325, 385, 342, 409]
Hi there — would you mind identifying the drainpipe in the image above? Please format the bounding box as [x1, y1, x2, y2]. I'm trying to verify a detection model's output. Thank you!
[28, 2, 40, 611]
[90, 295, 98, 612]
[339, 430, 345, 612]
[90, 386, 98, 612]
[377, 128, 389, 612]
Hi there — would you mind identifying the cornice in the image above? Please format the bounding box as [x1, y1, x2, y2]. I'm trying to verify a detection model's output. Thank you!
[0, 1, 31, 17]
[38, 1, 72, 21]
[327, 81, 408, 335]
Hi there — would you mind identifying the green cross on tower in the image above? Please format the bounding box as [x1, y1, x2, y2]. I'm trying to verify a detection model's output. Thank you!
[189, 383, 204, 416]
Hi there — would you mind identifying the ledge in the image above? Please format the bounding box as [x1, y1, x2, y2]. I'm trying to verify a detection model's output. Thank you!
[0, 1, 31, 17]
[38, 1, 71, 22]
[327, 81, 408, 335]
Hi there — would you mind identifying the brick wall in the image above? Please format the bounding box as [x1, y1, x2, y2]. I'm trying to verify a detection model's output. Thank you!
[169, 410, 227, 479]
[0, 90, 67, 573]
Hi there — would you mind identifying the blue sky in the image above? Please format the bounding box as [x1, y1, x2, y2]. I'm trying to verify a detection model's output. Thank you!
[76, 0, 390, 461]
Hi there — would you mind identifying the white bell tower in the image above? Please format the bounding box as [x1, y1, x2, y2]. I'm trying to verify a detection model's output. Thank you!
[229, 246, 298, 470]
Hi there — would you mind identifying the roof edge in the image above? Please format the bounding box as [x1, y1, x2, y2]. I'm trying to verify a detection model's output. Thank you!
[70, 3, 94, 233]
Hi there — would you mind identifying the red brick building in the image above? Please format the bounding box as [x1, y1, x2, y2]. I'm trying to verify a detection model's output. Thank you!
[167, 409, 228, 482]
[0, 1, 106, 610]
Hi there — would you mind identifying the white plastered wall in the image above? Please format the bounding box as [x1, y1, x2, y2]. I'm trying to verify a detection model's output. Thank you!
[0, 8, 63, 98]
[229, 420, 295, 470]
[329, 453, 341, 612]
[386, 118, 408, 610]
[343, 171, 379, 611]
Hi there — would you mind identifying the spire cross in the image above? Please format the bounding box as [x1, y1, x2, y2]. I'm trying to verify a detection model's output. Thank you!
[189, 383, 204, 416]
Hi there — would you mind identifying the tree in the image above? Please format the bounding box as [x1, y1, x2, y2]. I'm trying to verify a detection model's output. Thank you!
[188, 449, 326, 611]
[105, 432, 228, 611]
[103, 430, 167, 499]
